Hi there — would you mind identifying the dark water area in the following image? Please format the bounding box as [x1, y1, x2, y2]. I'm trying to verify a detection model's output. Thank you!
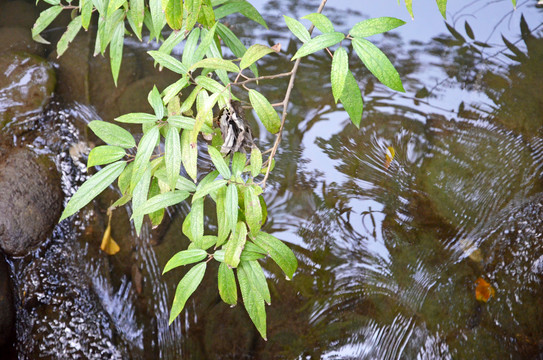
[1, 0, 543, 358]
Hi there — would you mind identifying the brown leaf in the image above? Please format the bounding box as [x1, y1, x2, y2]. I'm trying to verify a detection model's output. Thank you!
[475, 277, 495, 302]
[100, 210, 120, 255]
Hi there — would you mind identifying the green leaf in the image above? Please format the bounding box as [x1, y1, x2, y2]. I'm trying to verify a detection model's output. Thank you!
[193, 179, 227, 200]
[511, 0, 516, 8]
[148, 86, 165, 120]
[190, 197, 204, 243]
[214, 0, 267, 29]
[148, 178, 165, 226]
[231, 152, 245, 178]
[165, 127, 182, 190]
[240, 260, 270, 305]
[339, 70, 363, 128]
[190, 58, 240, 73]
[32, 5, 63, 43]
[150, 0, 166, 41]
[283, 15, 311, 43]
[127, 0, 144, 39]
[301, 13, 334, 33]
[168, 115, 196, 130]
[110, 21, 124, 86]
[192, 235, 217, 250]
[163, 77, 190, 104]
[248, 90, 281, 134]
[185, 0, 202, 31]
[250, 147, 262, 178]
[131, 126, 160, 189]
[107, 0, 126, 15]
[81, 0, 93, 30]
[169, 262, 206, 324]
[60, 161, 126, 221]
[216, 23, 258, 77]
[165, 0, 183, 30]
[192, 92, 220, 143]
[218, 262, 237, 305]
[88, 146, 126, 168]
[352, 38, 404, 92]
[208, 146, 231, 179]
[88, 121, 136, 148]
[216, 186, 229, 247]
[182, 28, 200, 67]
[350, 17, 406, 38]
[405, 0, 414, 19]
[464, 21, 474, 40]
[193, 23, 218, 63]
[159, 29, 186, 55]
[437, 0, 447, 18]
[291, 32, 344, 61]
[163, 249, 207, 274]
[99, 9, 124, 54]
[114, 113, 158, 124]
[181, 129, 198, 181]
[213, 249, 225, 262]
[240, 44, 275, 70]
[148, 50, 189, 74]
[253, 232, 298, 280]
[237, 265, 266, 339]
[132, 190, 189, 218]
[118, 162, 133, 194]
[331, 46, 348, 104]
[132, 165, 151, 235]
[226, 183, 238, 233]
[194, 76, 228, 96]
[224, 221, 247, 268]
[244, 186, 262, 236]
[57, 16, 82, 58]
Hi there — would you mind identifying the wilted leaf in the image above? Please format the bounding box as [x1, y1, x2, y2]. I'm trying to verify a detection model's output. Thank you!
[475, 277, 495, 302]
[385, 146, 395, 170]
[100, 209, 120, 255]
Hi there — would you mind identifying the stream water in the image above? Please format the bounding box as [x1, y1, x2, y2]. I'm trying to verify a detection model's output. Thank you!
[1, 0, 543, 359]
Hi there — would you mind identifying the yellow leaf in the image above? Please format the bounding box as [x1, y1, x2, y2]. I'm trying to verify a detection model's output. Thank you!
[475, 277, 495, 302]
[100, 210, 120, 255]
[385, 146, 395, 170]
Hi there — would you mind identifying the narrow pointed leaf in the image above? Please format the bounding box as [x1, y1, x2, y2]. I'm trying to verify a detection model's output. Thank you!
[185, 0, 202, 31]
[437, 0, 447, 18]
[250, 147, 262, 178]
[225, 221, 247, 268]
[165, 127, 182, 190]
[32, 5, 63, 42]
[190, 58, 239, 72]
[193, 22, 218, 63]
[163, 249, 207, 274]
[208, 146, 231, 179]
[231, 152, 246, 178]
[88, 146, 126, 168]
[291, 32, 344, 61]
[350, 17, 406, 37]
[405, 0, 414, 19]
[168, 115, 196, 130]
[132, 165, 151, 235]
[216, 23, 258, 77]
[133, 190, 189, 218]
[57, 16, 82, 58]
[110, 21, 124, 86]
[81, 0, 93, 30]
[148, 86, 165, 120]
[181, 129, 198, 181]
[248, 90, 280, 134]
[60, 161, 126, 220]
[131, 126, 160, 188]
[190, 197, 204, 243]
[165, 0, 183, 30]
[169, 262, 206, 324]
[150, 0, 166, 41]
[283, 15, 311, 43]
[339, 70, 363, 128]
[216, 186, 229, 247]
[331, 46, 348, 103]
[115, 113, 158, 124]
[127, 0, 144, 39]
[352, 38, 404, 92]
[253, 232, 297, 280]
[240, 44, 275, 70]
[214, 0, 267, 28]
[302, 13, 334, 33]
[218, 262, 237, 305]
[193, 179, 227, 200]
[163, 77, 190, 104]
[226, 183, 238, 233]
[148, 50, 188, 74]
[88, 121, 136, 148]
[244, 186, 262, 236]
[182, 28, 200, 67]
[237, 266, 266, 339]
[240, 260, 270, 305]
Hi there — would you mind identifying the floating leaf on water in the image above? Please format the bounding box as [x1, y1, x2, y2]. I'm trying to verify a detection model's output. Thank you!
[101, 209, 120, 255]
[475, 277, 495, 302]
[385, 146, 395, 170]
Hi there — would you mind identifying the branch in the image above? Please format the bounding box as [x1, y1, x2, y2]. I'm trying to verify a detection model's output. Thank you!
[259, 0, 328, 188]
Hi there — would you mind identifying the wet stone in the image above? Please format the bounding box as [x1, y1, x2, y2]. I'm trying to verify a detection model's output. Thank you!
[0, 52, 56, 130]
[0, 147, 63, 256]
[0, 27, 45, 57]
[0, 1, 39, 29]
[0, 253, 14, 349]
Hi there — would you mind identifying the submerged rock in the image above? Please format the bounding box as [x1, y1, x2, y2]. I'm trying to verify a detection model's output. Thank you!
[0, 52, 56, 130]
[0, 147, 63, 256]
[0, 27, 45, 56]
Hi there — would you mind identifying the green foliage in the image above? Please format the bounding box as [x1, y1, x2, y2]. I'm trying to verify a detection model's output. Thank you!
[41, 0, 461, 340]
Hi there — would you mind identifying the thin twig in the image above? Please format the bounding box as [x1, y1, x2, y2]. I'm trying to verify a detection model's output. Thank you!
[259, 0, 328, 188]
[233, 71, 293, 86]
